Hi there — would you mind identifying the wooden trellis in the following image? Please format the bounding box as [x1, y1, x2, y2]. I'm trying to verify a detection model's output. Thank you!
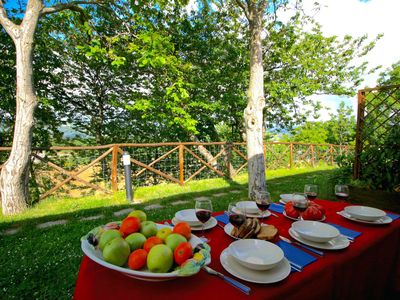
[354, 84, 400, 179]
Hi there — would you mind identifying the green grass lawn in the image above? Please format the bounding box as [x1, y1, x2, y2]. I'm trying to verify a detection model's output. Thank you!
[0, 165, 396, 299]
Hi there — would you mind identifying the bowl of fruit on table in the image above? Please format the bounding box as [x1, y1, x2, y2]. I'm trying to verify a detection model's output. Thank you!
[81, 210, 211, 281]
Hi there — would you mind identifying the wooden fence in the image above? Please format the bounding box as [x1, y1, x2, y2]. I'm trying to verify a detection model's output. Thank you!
[0, 142, 351, 200]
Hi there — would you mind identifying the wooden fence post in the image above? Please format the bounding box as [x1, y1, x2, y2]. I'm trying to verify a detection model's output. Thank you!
[179, 143, 184, 185]
[330, 145, 334, 165]
[111, 145, 119, 192]
[310, 144, 315, 167]
[225, 142, 233, 179]
[289, 143, 293, 169]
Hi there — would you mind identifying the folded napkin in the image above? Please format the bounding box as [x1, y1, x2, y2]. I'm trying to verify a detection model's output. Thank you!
[215, 213, 229, 225]
[277, 240, 317, 271]
[327, 222, 362, 239]
[387, 213, 400, 221]
[269, 203, 284, 214]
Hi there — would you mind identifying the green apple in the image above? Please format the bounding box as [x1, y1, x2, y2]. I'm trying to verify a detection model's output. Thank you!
[99, 229, 122, 251]
[125, 232, 147, 251]
[147, 244, 173, 273]
[102, 237, 130, 266]
[128, 210, 147, 222]
[156, 227, 172, 242]
[140, 221, 158, 238]
[165, 233, 187, 252]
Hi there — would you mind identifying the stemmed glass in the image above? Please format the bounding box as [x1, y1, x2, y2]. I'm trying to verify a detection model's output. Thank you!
[335, 185, 349, 201]
[195, 199, 213, 242]
[292, 193, 309, 219]
[251, 190, 271, 218]
[227, 202, 246, 228]
[304, 184, 318, 200]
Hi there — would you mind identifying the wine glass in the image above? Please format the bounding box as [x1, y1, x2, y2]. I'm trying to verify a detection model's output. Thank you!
[251, 190, 271, 218]
[292, 193, 308, 219]
[227, 202, 246, 228]
[195, 199, 213, 242]
[335, 185, 349, 201]
[304, 184, 318, 200]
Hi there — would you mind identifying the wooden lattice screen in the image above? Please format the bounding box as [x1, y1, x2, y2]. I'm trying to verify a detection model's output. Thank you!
[354, 84, 400, 179]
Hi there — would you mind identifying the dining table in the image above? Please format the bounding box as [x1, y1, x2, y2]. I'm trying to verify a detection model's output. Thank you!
[73, 199, 400, 300]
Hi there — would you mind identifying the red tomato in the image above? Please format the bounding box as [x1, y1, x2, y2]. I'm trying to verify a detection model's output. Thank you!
[302, 205, 324, 220]
[284, 202, 300, 218]
[309, 201, 326, 215]
[120, 216, 141, 237]
[143, 236, 163, 252]
[174, 242, 193, 265]
[128, 249, 147, 270]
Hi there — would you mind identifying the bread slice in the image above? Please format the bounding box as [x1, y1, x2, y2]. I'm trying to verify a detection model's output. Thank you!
[238, 218, 253, 238]
[256, 225, 278, 241]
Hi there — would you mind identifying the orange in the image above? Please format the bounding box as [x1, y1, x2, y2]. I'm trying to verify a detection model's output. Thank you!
[143, 236, 163, 252]
[120, 216, 141, 237]
[173, 222, 191, 240]
[128, 249, 148, 270]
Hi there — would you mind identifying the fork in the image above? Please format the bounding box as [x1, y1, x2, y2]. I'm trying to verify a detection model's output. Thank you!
[202, 266, 251, 295]
[279, 235, 324, 257]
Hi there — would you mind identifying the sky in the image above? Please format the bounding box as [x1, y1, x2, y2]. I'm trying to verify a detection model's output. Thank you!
[294, 0, 400, 120]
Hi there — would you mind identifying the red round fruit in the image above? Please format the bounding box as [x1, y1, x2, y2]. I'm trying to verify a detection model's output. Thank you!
[128, 249, 148, 270]
[173, 222, 192, 240]
[174, 242, 193, 266]
[284, 202, 300, 218]
[143, 236, 163, 252]
[302, 205, 324, 220]
[120, 216, 141, 237]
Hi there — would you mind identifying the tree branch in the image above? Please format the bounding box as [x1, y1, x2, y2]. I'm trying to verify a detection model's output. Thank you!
[0, 0, 19, 39]
[235, 0, 250, 22]
[40, 1, 100, 16]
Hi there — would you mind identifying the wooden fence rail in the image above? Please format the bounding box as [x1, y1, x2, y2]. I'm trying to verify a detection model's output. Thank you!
[0, 142, 352, 200]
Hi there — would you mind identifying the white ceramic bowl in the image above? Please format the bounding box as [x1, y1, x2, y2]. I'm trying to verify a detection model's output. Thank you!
[280, 194, 306, 203]
[228, 239, 284, 270]
[175, 209, 202, 226]
[292, 221, 340, 243]
[236, 201, 260, 214]
[344, 206, 386, 221]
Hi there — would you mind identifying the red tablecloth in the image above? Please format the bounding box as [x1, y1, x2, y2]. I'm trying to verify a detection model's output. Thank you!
[74, 200, 400, 300]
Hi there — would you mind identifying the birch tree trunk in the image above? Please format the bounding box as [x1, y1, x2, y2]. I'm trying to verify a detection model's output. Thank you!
[0, 0, 42, 215]
[243, 2, 268, 197]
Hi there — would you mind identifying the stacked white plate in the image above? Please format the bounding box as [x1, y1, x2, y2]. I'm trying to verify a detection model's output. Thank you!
[280, 193, 306, 204]
[289, 220, 349, 250]
[172, 209, 217, 231]
[344, 206, 386, 221]
[220, 239, 291, 283]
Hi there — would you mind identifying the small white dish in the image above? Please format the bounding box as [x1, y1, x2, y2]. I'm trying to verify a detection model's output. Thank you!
[175, 209, 202, 226]
[236, 201, 260, 214]
[283, 211, 325, 222]
[233, 207, 271, 219]
[292, 221, 339, 243]
[172, 216, 217, 231]
[280, 194, 306, 204]
[228, 239, 284, 270]
[289, 228, 349, 250]
[344, 206, 386, 221]
[338, 211, 392, 225]
[220, 248, 291, 284]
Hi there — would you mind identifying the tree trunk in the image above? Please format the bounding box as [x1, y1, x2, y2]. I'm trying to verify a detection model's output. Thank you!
[0, 0, 41, 215]
[245, 7, 267, 198]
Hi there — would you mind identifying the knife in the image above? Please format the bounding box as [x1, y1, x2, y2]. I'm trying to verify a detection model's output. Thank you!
[202, 266, 251, 295]
[279, 235, 324, 257]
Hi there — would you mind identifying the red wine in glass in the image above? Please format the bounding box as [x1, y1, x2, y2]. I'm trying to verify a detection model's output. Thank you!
[335, 192, 349, 201]
[229, 214, 246, 227]
[256, 202, 270, 212]
[196, 210, 212, 223]
[305, 192, 317, 200]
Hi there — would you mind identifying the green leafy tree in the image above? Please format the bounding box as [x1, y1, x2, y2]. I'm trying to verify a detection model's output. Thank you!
[325, 101, 356, 145]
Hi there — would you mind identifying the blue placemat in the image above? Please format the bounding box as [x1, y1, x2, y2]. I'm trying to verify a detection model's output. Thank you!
[387, 213, 400, 221]
[327, 223, 362, 239]
[215, 213, 229, 225]
[277, 240, 317, 270]
[270, 203, 284, 214]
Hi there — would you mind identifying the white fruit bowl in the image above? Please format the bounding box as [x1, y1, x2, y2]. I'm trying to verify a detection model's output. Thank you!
[81, 224, 210, 281]
[228, 239, 284, 270]
[344, 205, 386, 221]
[292, 221, 340, 243]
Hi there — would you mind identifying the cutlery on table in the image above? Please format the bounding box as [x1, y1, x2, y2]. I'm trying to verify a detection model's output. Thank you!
[270, 212, 279, 218]
[279, 235, 324, 257]
[202, 266, 251, 295]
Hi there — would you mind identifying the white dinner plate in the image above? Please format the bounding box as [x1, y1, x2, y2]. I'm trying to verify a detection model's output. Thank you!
[344, 206, 386, 221]
[172, 216, 217, 231]
[280, 194, 306, 204]
[283, 211, 326, 222]
[233, 207, 271, 219]
[175, 209, 202, 226]
[220, 248, 291, 284]
[337, 211, 392, 225]
[289, 228, 349, 250]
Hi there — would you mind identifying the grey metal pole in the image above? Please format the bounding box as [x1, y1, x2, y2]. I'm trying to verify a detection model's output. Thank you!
[123, 152, 133, 202]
